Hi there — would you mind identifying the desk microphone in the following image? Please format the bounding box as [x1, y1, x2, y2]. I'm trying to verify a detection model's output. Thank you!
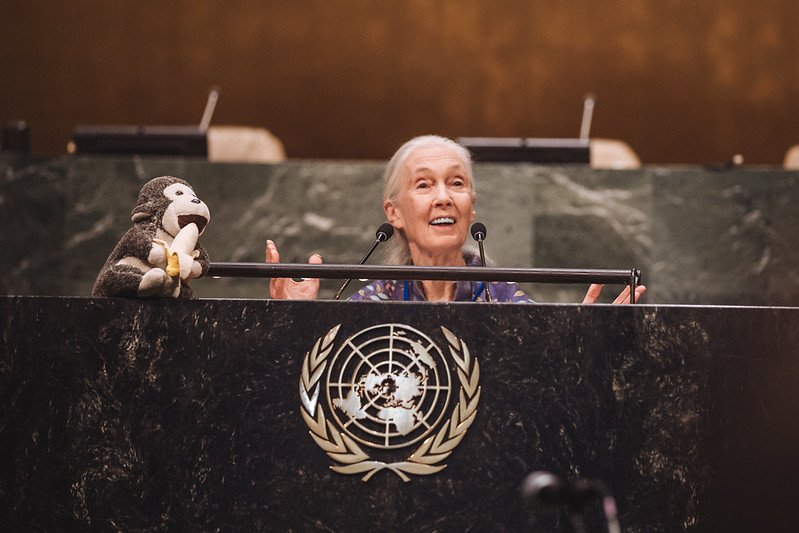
[470, 222, 491, 302]
[333, 223, 394, 300]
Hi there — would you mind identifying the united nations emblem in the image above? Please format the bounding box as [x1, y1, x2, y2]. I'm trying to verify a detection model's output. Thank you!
[299, 324, 481, 482]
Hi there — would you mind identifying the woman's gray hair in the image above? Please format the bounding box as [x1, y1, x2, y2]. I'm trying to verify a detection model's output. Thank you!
[382, 135, 475, 265]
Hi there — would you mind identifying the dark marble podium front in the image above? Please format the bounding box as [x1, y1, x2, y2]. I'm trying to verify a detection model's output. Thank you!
[1, 297, 798, 531]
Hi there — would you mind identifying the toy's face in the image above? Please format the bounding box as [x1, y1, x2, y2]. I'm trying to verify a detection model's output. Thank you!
[162, 182, 211, 237]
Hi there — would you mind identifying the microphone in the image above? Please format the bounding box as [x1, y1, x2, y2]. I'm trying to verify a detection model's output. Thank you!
[470, 222, 491, 302]
[199, 86, 219, 132]
[580, 93, 595, 140]
[470, 222, 486, 241]
[333, 223, 394, 300]
[521, 471, 620, 533]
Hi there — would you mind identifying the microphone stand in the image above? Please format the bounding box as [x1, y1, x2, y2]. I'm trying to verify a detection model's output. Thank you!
[471, 223, 492, 302]
[476, 238, 492, 302]
[333, 223, 394, 300]
[333, 238, 383, 300]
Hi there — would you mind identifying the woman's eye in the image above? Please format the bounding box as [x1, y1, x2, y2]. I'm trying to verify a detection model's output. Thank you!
[415, 181, 428, 189]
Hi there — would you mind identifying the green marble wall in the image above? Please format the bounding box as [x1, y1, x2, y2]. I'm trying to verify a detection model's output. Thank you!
[2, 155, 798, 304]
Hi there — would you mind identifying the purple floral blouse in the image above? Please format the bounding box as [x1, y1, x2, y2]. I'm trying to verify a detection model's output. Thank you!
[348, 254, 534, 303]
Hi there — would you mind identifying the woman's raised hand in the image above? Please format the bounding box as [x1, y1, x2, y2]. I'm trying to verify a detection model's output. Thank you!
[265, 239, 321, 300]
[582, 283, 646, 304]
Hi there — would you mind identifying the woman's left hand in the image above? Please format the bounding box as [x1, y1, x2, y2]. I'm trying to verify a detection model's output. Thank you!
[582, 283, 646, 304]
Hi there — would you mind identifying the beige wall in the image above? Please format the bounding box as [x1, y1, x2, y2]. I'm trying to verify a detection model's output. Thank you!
[2, 0, 798, 164]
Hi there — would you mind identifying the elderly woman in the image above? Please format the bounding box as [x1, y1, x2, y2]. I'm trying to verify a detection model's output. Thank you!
[266, 135, 645, 304]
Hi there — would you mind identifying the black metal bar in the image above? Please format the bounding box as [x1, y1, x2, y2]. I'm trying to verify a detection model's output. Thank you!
[208, 262, 641, 285]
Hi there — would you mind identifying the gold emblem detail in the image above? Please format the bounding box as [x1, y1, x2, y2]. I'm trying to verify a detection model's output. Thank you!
[299, 324, 481, 482]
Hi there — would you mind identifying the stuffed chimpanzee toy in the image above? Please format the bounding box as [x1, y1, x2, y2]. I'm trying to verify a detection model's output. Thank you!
[92, 176, 211, 298]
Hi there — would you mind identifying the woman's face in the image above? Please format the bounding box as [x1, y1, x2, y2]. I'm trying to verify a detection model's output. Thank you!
[385, 145, 475, 260]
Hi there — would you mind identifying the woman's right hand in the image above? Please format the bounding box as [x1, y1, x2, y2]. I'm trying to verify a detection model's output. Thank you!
[265, 239, 321, 300]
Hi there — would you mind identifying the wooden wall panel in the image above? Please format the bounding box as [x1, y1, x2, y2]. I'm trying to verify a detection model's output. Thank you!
[2, 0, 798, 164]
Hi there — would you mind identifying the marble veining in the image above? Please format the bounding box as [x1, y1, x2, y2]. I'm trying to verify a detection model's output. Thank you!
[2, 156, 799, 305]
[2, 297, 798, 530]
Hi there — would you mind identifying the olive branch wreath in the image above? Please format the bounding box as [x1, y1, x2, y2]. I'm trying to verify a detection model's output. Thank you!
[299, 324, 481, 482]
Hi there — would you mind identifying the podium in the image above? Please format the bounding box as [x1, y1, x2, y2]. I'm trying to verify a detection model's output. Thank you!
[1, 296, 798, 530]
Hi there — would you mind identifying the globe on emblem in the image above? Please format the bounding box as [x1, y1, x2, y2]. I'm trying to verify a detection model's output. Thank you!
[326, 324, 453, 450]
